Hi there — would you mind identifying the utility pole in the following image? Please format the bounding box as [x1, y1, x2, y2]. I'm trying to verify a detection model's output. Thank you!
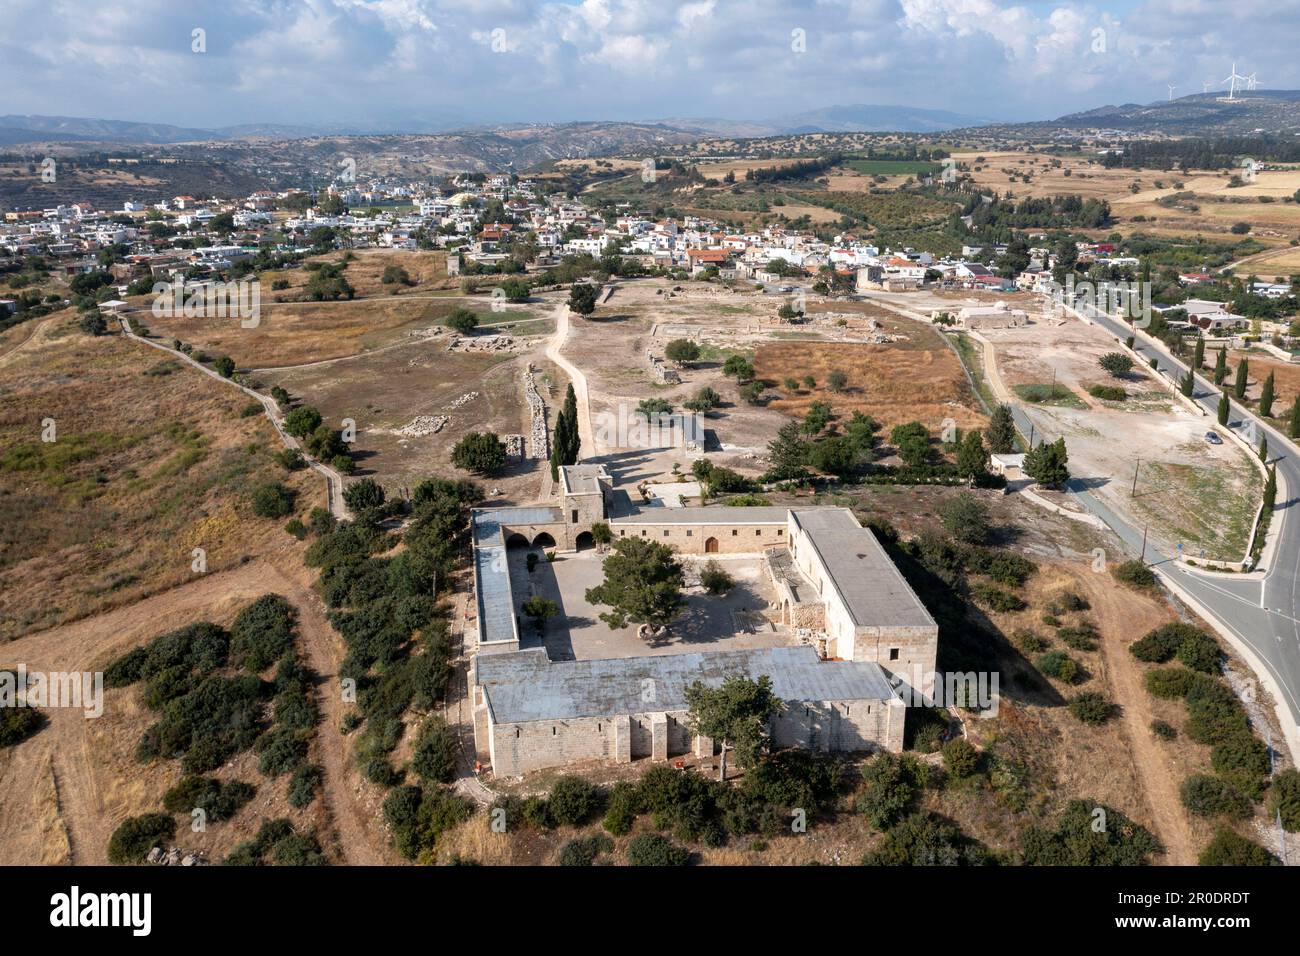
[1140, 525, 1148, 563]
[1131, 458, 1140, 497]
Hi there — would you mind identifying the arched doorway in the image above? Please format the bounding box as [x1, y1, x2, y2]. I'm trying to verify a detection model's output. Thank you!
[704, 537, 719, 553]
[532, 531, 557, 549]
[505, 533, 530, 548]
[575, 531, 595, 551]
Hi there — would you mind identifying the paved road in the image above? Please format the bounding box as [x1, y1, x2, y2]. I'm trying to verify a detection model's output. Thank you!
[1055, 299, 1300, 755]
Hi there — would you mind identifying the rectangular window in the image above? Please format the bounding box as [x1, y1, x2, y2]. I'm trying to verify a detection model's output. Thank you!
[619, 530, 626, 536]
[663, 530, 670, 537]
[731, 529, 738, 536]
[777, 529, 783, 536]
[686, 530, 692, 537]
[571, 509, 578, 523]
[889, 648, 900, 661]
[755, 529, 761, 536]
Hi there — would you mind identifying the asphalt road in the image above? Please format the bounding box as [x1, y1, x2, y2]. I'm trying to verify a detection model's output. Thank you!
[1022, 298, 1300, 746]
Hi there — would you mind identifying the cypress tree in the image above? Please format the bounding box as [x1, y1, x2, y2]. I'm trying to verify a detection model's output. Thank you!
[1218, 391, 1230, 426]
[1264, 466, 1277, 511]
[1193, 336, 1205, 370]
[551, 407, 568, 478]
[1213, 348, 1227, 385]
[1259, 372, 1275, 418]
[1259, 434, 1269, 462]
[1290, 400, 1300, 440]
[1233, 357, 1249, 400]
[1180, 370, 1194, 397]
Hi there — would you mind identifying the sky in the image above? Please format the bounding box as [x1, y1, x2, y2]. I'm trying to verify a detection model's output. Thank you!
[2, 0, 1298, 131]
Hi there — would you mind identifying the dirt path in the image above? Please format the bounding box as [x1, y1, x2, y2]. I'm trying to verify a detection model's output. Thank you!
[1084, 577, 1198, 865]
[544, 302, 597, 457]
[0, 312, 60, 368]
[0, 559, 396, 866]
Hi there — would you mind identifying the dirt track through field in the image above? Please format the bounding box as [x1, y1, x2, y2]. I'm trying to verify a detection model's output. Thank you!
[1081, 575, 1197, 865]
[0, 559, 396, 866]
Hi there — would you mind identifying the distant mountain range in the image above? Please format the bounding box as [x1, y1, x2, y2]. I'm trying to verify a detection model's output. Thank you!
[0, 102, 997, 148]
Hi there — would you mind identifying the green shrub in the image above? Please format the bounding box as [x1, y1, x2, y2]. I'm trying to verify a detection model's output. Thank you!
[1151, 719, 1177, 740]
[161, 775, 256, 821]
[857, 752, 926, 831]
[1069, 692, 1115, 725]
[972, 584, 1027, 613]
[1145, 667, 1196, 699]
[602, 781, 638, 836]
[0, 705, 44, 748]
[1035, 651, 1080, 684]
[559, 834, 614, 866]
[1198, 828, 1277, 866]
[257, 726, 309, 777]
[861, 811, 991, 866]
[107, 813, 176, 865]
[1011, 629, 1047, 654]
[1268, 768, 1300, 832]
[1180, 774, 1252, 819]
[251, 481, 296, 519]
[1019, 800, 1159, 865]
[1057, 622, 1099, 652]
[548, 775, 602, 827]
[1210, 732, 1270, 800]
[230, 593, 297, 673]
[941, 738, 979, 778]
[627, 832, 690, 866]
[288, 763, 323, 808]
[1114, 559, 1157, 590]
[411, 717, 457, 785]
[699, 559, 735, 595]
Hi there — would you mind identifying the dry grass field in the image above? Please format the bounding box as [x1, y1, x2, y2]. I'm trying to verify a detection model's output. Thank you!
[264, 249, 453, 299]
[755, 339, 987, 435]
[0, 313, 319, 640]
[138, 295, 480, 369]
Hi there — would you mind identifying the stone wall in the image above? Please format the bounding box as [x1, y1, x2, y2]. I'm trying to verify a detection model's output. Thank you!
[611, 520, 788, 554]
[522, 364, 548, 460]
[484, 698, 900, 777]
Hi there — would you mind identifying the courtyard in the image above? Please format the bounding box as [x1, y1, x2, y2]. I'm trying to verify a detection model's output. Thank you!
[505, 546, 794, 661]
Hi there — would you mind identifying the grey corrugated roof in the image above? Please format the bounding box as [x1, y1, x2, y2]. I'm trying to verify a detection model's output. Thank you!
[475, 646, 897, 723]
[471, 507, 563, 645]
[790, 509, 935, 630]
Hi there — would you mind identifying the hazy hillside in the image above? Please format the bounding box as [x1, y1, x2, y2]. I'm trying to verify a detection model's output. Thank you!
[971, 90, 1300, 138]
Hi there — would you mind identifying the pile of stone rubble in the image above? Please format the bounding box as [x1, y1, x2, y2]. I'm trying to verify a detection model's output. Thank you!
[394, 415, 449, 437]
[147, 846, 209, 866]
[523, 365, 548, 460]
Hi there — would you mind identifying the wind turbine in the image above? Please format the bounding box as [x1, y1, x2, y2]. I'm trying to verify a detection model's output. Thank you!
[1247, 73, 1259, 91]
[1221, 62, 1248, 100]
[1203, 79, 1214, 93]
[1167, 83, 1177, 101]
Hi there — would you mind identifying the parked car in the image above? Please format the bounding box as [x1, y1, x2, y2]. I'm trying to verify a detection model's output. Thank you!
[1204, 431, 1223, 445]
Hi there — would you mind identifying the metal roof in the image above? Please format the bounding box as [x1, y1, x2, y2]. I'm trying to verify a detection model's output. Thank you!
[475, 646, 897, 723]
[790, 509, 936, 630]
[471, 507, 564, 645]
